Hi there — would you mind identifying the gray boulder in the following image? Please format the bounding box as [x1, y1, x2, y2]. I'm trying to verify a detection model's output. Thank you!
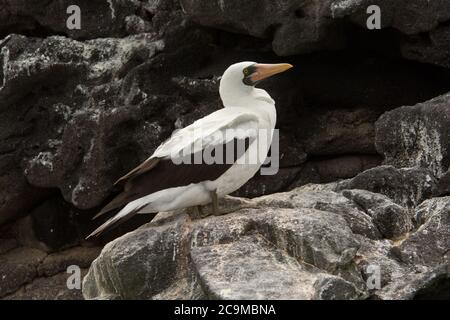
[331, 0, 450, 68]
[437, 170, 450, 197]
[342, 189, 413, 239]
[337, 166, 438, 209]
[399, 197, 450, 267]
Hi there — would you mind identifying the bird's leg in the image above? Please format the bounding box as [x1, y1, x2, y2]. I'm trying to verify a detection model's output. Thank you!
[196, 205, 205, 217]
[210, 190, 220, 216]
[189, 205, 203, 219]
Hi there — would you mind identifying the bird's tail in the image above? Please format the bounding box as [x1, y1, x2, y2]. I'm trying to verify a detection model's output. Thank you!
[86, 202, 148, 239]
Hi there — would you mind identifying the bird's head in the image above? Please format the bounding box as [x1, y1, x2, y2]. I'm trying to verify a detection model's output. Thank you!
[219, 61, 293, 107]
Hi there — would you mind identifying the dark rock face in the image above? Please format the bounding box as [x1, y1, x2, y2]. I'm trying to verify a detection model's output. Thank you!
[342, 189, 413, 239]
[376, 94, 450, 178]
[437, 170, 450, 196]
[82, 214, 204, 300]
[181, 0, 344, 56]
[0, 245, 100, 299]
[182, 0, 450, 69]
[0, 30, 215, 222]
[1, 0, 450, 300]
[0, 0, 182, 40]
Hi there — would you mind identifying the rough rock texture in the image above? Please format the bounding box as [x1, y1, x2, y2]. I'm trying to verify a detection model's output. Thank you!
[3, 34, 165, 210]
[1, 0, 450, 300]
[437, 170, 450, 196]
[182, 0, 450, 69]
[376, 93, 450, 178]
[0, 0, 180, 40]
[1, 0, 449, 226]
[342, 189, 413, 239]
[0, 245, 100, 298]
[0, 18, 214, 223]
[3, 269, 89, 300]
[83, 191, 370, 300]
[181, 0, 345, 56]
[83, 184, 449, 300]
[336, 166, 438, 209]
[399, 197, 450, 267]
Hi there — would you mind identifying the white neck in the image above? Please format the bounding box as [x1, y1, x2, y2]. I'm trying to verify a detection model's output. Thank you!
[219, 81, 275, 107]
[220, 79, 252, 107]
[219, 81, 276, 129]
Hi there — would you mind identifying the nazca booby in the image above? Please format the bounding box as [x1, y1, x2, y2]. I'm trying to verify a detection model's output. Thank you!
[87, 62, 293, 238]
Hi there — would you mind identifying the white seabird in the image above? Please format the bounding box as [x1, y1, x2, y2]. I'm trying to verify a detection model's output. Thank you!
[87, 61, 293, 238]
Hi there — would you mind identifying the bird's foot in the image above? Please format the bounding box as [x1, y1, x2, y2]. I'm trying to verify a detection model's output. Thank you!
[189, 205, 212, 220]
[190, 193, 258, 220]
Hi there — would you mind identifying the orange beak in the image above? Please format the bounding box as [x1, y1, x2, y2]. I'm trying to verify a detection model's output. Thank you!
[250, 63, 293, 83]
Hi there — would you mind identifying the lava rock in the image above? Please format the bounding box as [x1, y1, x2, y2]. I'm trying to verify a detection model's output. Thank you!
[285, 155, 381, 192]
[342, 189, 413, 239]
[233, 167, 302, 198]
[82, 214, 204, 300]
[254, 187, 381, 239]
[181, 0, 345, 56]
[0, 245, 100, 298]
[0, 0, 184, 40]
[355, 237, 407, 291]
[82, 184, 450, 300]
[83, 187, 379, 299]
[37, 246, 101, 277]
[0, 27, 214, 223]
[414, 196, 450, 226]
[399, 197, 450, 267]
[3, 269, 89, 300]
[375, 263, 450, 300]
[0, 171, 48, 225]
[299, 108, 381, 156]
[336, 166, 438, 209]
[331, 0, 450, 68]
[376, 93, 450, 178]
[401, 25, 450, 69]
[0, 247, 47, 297]
[0, 238, 18, 255]
[331, 0, 450, 35]
[436, 170, 450, 196]
[191, 235, 364, 300]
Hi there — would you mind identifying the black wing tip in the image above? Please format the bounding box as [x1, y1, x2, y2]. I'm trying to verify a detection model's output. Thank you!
[85, 218, 115, 239]
[92, 209, 109, 220]
[86, 204, 148, 240]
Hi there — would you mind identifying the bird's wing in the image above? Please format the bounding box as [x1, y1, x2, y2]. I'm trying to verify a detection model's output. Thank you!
[92, 109, 261, 221]
[152, 107, 260, 158]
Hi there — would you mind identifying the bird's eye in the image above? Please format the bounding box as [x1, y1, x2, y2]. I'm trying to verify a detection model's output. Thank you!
[243, 68, 249, 76]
